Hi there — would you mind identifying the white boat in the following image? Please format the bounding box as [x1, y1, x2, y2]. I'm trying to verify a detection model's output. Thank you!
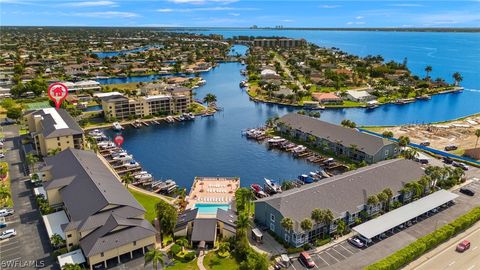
[162, 180, 177, 193]
[166, 116, 175, 123]
[264, 178, 282, 194]
[198, 79, 206, 85]
[135, 173, 152, 180]
[88, 129, 103, 136]
[188, 112, 195, 120]
[124, 160, 139, 168]
[112, 153, 133, 161]
[267, 137, 286, 145]
[292, 145, 307, 153]
[98, 141, 115, 149]
[112, 122, 123, 131]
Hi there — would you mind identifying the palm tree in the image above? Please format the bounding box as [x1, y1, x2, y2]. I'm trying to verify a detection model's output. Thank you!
[236, 213, 251, 237]
[50, 233, 65, 248]
[474, 129, 480, 149]
[377, 192, 388, 212]
[382, 188, 393, 212]
[0, 184, 11, 206]
[367, 195, 379, 213]
[121, 173, 134, 188]
[424, 65, 432, 79]
[281, 217, 294, 232]
[203, 93, 217, 106]
[144, 248, 165, 270]
[311, 208, 324, 225]
[452, 72, 463, 86]
[47, 148, 61, 156]
[300, 218, 313, 232]
[235, 188, 254, 215]
[176, 238, 189, 252]
[398, 136, 410, 147]
[26, 153, 39, 173]
[322, 209, 334, 234]
[63, 264, 83, 270]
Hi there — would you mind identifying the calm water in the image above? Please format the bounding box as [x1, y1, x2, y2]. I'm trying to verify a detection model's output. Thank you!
[103, 30, 480, 189]
[95, 45, 163, 58]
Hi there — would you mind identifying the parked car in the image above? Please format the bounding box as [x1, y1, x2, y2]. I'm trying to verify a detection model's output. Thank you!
[460, 188, 475, 196]
[0, 223, 6, 228]
[414, 158, 429, 164]
[452, 162, 469, 171]
[456, 240, 471, 252]
[0, 119, 15, 126]
[0, 153, 4, 159]
[419, 142, 430, 146]
[444, 145, 458, 151]
[0, 229, 16, 240]
[0, 208, 14, 217]
[299, 252, 315, 268]
[348, 237, 365, 248]
[443, 157, 454, 164]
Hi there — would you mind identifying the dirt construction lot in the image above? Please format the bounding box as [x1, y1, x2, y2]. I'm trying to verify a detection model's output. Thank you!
[371, 114, 480, 156]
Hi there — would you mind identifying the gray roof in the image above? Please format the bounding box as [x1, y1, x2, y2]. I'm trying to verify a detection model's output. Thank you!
[277, 113, 395, 156]
[353, 190, 458, 239]
[44, 149, 145, 222]
[175, 208, 198, 230]
[256, 159, 424, 222]
[29, 109, 83, 139]
[216, 208, 237, 228]
[80, 214, 156, 257]
[191, 219, 217, 242]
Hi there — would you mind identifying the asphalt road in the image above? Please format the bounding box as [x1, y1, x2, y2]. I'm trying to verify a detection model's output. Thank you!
[0, 125, 55, 269]
[414, 227, 480, 270]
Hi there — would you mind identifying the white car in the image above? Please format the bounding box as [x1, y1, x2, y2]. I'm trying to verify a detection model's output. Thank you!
[0, 229, 16, 240]
[0, 153, 4, 158]
[0, 208, 14, 217]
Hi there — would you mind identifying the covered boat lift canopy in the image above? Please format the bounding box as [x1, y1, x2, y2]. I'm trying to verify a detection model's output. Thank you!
[353, 190, 458, 242]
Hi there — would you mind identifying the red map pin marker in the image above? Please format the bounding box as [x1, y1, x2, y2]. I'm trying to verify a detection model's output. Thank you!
[48, 83, 68, 109]
[114, 135, 124, 147]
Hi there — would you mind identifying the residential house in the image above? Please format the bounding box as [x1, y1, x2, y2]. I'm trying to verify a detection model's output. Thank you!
[345, 90, 375, 102]
[312, 93, 343, 104]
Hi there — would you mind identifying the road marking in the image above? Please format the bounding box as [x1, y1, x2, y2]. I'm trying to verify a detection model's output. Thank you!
[331, 247, 347, 259]
[290, 262, 297, 270]
[337, 244, 354, 254]
[315, 254, 330, 266]
[448, 261, 455, 266]
[324, 251, 340, 262]
[473, 246, 478, 251]
[467, 265, 475, 270]
[0, 246, 18, 253]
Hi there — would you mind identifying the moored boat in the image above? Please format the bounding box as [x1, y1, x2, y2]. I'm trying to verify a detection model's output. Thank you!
[112, 122, 124, 131]
[264, 178, 282, 194]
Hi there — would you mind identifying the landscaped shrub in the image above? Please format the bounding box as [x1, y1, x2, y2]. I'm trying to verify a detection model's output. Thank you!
[184, 251, 196, 261]
[365, 207, 480, 270]
[314, 237, 331, 247]
[170, 244, 181, 255]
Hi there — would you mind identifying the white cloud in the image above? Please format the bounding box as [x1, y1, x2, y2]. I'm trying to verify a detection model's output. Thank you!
[73, 11, 138, 18]
[63, 1, 117, 7]
[281, 19, 294, 22]
[229, 12, 240, 16]
[167, 0, 238, 4]
[347, 21, 366, 25]
[319, 5, 341, 9]
[355, 16, 364, 20]
[156, 6, 257, 12]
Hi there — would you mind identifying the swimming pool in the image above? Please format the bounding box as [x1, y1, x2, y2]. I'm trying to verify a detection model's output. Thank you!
[195, 203, 230, 214]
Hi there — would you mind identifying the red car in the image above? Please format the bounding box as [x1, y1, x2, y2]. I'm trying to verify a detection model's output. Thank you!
[299, 252, 315, 268]
[456, 240, 470, 252]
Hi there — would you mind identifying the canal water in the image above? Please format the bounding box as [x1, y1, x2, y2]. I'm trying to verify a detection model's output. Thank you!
[103, 31, 480, 189]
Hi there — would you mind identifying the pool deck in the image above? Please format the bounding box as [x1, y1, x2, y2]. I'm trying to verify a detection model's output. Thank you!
[187, 176, 240, 210]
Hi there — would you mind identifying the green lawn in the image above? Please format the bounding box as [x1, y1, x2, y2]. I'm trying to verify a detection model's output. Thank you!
[128, 188, 165, 222]
[166, 259, 200, 270]
[25, 101, 51, 110]
[203, 252, 239, 270]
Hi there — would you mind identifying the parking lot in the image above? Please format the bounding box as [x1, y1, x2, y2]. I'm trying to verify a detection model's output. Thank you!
[286, 176, 480, 270]
[0, 125, 55, 269]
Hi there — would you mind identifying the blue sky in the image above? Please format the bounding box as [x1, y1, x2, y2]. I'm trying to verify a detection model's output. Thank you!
[1, 0, 479, 27]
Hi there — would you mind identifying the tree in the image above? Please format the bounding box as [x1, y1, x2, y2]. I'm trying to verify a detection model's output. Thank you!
[176, 237, 189, 252]
[424, 65, 432, 79]
[475, 129, 480, 149]
[63, 264, 83, 270]
[218, 241, 230, 254]
[6, 107, 22, 121]
[203, 93, 217, 106]
[382, 131, 394, 138]
[0, 184, 11, 205]
[382, 188, 393, 212]
[144, 248, 165, 270]
[336, 220, 347, 236]
[281, 217, 294, 232]
[121, 172, 134, 187]
[367, 195, 379, 213]
[377, 192, 388, 212]
[236, 213, 251, 238]
[26, 153, 39, 173]
[398, 136, 410, 147]
[311, 208, 324, 225]
[300, 218, 313, 231]
[155, 201, 178, 247]
[322, 209, 334, 233]
[50, 233, 65, 248]
[452, 72, 463, 86]
[47, 148, 61, 156]
[235, 187, 254, 214]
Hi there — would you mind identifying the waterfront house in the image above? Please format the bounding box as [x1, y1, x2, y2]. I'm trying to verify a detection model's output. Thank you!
[40, 148, 156, 270]
[345, 90, 375, 102]
[276, 113, 399, 163]
[312, 92, 343, 104]
[261, 69, 281, 80]
[253, 38, 306, 48]
[25, 108, 84, 156]
[254, 159, 424, 247]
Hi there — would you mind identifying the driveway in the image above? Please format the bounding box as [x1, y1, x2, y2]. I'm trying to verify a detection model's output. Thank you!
[0, 125, 55, 269]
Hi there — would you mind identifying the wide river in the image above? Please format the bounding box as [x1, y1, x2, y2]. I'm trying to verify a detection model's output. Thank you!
[104, 30, 480, 189]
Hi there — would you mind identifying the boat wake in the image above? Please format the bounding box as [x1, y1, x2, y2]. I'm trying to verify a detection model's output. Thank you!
[464, 88, 480, 93]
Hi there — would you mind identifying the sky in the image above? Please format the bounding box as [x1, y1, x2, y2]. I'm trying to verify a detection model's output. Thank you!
[1, 0, 480, 28]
